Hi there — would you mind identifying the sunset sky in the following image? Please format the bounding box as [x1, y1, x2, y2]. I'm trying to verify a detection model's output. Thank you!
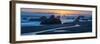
[21, 8, 92, 16]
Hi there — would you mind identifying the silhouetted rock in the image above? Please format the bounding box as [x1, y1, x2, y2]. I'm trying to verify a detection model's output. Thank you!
[47, 15, 61, 24]
[74, 16, 84, 24]
[40, 15, 62, 25]
[40, 16, 48, 24]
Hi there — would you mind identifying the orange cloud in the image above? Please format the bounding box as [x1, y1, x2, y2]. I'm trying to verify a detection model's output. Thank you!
[22, 8, 91, 16]
[52, 10, 80, 16]
[30, 9, 81, 16]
